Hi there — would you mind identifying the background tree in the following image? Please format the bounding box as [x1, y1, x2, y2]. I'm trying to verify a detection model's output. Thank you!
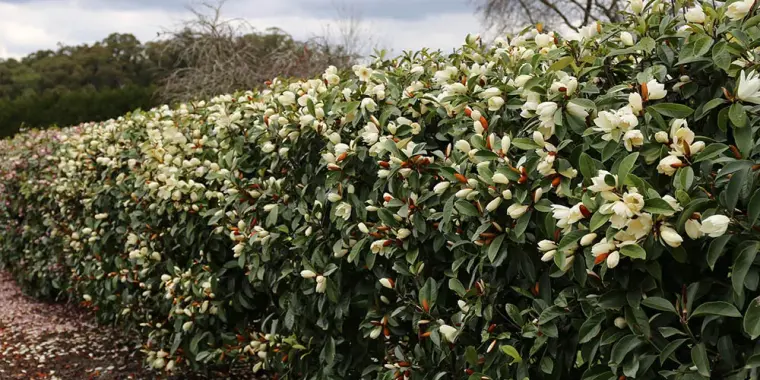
[473, 0, 625, 32]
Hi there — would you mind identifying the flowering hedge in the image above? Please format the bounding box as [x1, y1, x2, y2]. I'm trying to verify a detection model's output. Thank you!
[2, 1, 760, 378]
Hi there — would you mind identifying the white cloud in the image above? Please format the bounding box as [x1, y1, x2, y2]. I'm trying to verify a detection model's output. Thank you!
[0, 0, 481, 59]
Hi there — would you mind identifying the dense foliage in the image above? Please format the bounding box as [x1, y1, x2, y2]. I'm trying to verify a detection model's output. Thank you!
[2, 0, 760, 379]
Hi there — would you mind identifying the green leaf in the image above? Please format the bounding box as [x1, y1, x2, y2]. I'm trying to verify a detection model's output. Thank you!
[692, 143, 728, 163]
[725, 166, 749, 215]
[620, 244, 646, 260]
[733, 242, 759, 294]
[707, 235, 731, 270]
[589, 212, 611, 232]
[691, 343, 710, 377]
[320, 336, 336, 365]
[548, 56, 574, 72]
[557, 230, 587, 253]
[691, 301, 742, 318]
[579, 153, 597, 181]
[455, 200, 480, 217]
[448, 278, 466, 297]
[488, 234, 505, 263]
[641, 297, 678, 315]
[729, 103, 747, 127]
[659, 338, 687, 364]
[748, 190, 760, 227]
[744, 296, 760, 340]
[649, 103, 694, 118]
[643, 198, 675, 214]
[500, 345, 522, 363]
[616, 152, 639, 191]
[712, 40, 732, 71]
[578, 313, 606, 343]
[609, 335, 644, 365]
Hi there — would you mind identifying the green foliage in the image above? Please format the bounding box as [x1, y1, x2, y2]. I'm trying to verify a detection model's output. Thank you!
[1, 1, 760, 379]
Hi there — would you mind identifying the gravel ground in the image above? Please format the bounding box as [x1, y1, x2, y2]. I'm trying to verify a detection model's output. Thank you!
[0, 271, 266, 380]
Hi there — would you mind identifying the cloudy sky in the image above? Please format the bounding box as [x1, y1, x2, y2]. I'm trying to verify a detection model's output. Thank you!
[0, 0, 484, 59]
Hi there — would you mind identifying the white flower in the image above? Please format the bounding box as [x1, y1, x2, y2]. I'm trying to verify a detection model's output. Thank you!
[439, 324, 458, 342]
[95, 213, 108, 220]
[361, 98, 377, 112]
[660, 225, 683, 247]
[458, 300, 470, 313]
[607, 251, 620, 268]
[83, 294, 92, 302]
[726, 0, 753, 21]
[657, 155, 682, 176]
[614, 316, 627, 329]
[507, 203, 529, 219]
[532, 131, 545, 147]
[567, 102, 589, 118]
[580, 233, 598, 246]
[335, 202, 352, 220]
[620, 32, 634, 46]
[538, 239, 558, 251]
[700, 215, 730, 237]
[362, 122, 380, 145]
[182, 321, 193, 331]
[655, 131, 669, 143]
[630, 0, 644, 14]
[536, 102, 558, 120]
[434, 182, 451, 194]
[369, 326, 382, 339]
[396, 228, 412, 239]
[278, 91, 296, 106]
[455, 140, 471, 153]
[685, 219, 703, 239]
[646, 79, 667, 100]
[685, 5, 706, 23]
[629, 92, 643, 114]
[588, 170, 617, 194]
[315, 275, 327, 293]
[486, 197, 502, 212]
[551, 204, 585, 229]
[592, 240, 616, 257]
[300, 270, 317, 279]
[626, 213, 653, 239]
[535, 33, 554, 48]
[579, 23, 599, 41]
[353, 65, 373, 81]
[492, 173, 509, 184]
[327, 192, 342, 202]
[379, 278, 395, 289]
[370, 239, 388, 254]
[737, 70, 760, 104]
[623, 129, 644, 151]
[488, 96, 505, 111]
[541, 250, 556, 262]
[479, 87, 502, 99]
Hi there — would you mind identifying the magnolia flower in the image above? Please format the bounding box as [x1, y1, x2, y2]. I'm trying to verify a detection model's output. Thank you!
[579, 23, 599, 40]
[630, 0, 644, 14]
[458, 300, 470, 313]
[397, 228, 412, 239]
[657, 155, 682, 176]
[300, 270, 317, 279]
[492, 173, 509, 184]
[486, 197, 502, 212]
[362, 122, 380, 145]
[361, 98, 377, 112]
[629, 92, 643, 114]
[439, 324, 458, 342]
[623, 129, 644, 151]
[700, 215, 730, 237]
[551, 204, 585, 229]
[567, 102, 589, 118]
[182, 321, 193, 331]
[685, 219, 703, 239]
[315, 275, 327, 293]
[541, 250, 556, 262]
[538, 240, 558, 252]
[614, 316, 628, 329]
[581, 233, 598, 246]
[535, 33, 554, 48]
[379, 278, 395, 289]
[655, 131, 669, 143]
[370, 239, 388, 254]
[685, 5, 706, 23]
[488, 96, 505, 111]
[455, 140, 472, 154]
[507, 203, 529, 219]
[588, 170, 617, 194]
[659, 225, 683, 247]
[369, 326, 382, 339]
[620, 32, 635, 46]
[646, 79, 667, 100]
[726, 0, 753, 21]
[433, 182, 451, 194]
[737, 71, 760, 104]
[607, 251, 621, 268]
[335, 202, 352, 220]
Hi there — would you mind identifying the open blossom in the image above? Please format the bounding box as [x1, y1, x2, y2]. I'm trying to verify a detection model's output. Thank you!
[700, 215, 730, 237]
[439, 324, 458, 342]
[488, 96, 505, 111]
[657, 155, 682, 176]
[335, 202, 352, 220]
[630, 0, 644, 14]
[737, 70, 760, 104]
[551, 204, 585, 230]
[588, 170, 617, 195]
[646, 79, 667, 100]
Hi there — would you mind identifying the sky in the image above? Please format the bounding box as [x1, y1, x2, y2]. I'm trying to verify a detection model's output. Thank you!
[0, 0, 483, 59]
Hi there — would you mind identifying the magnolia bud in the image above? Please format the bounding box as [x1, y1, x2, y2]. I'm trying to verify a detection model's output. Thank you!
[614, 317, 627, 329]
[655, 131, 669, 143]
[300, 270, 317, 279]
[379, 278, 395, 289]
[580, 233, 597, 246]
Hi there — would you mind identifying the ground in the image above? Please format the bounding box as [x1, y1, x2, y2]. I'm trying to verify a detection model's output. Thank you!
[0, 271, 261, 380]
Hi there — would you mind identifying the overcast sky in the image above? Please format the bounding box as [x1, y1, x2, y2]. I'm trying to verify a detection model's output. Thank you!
[0, 0, 483, 59]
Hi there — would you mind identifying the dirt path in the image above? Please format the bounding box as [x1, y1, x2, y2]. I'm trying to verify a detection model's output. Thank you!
[0, 271, 155, 379]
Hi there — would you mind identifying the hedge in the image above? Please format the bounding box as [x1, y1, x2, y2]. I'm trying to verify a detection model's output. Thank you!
[2, 1, 760, 379]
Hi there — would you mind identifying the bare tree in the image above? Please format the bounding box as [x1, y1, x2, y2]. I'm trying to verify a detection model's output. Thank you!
[155, 0, 361, 103]
[473, 0, 625, 33]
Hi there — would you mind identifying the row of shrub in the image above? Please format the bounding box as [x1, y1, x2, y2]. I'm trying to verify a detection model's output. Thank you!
[1, 0, 760, 378]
